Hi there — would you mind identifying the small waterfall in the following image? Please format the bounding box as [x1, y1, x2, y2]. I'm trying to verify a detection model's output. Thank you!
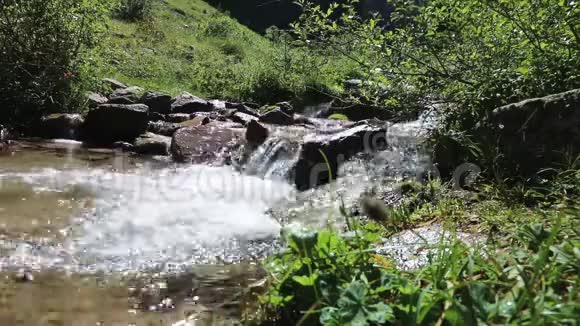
[268, 117, 432, 227]
[244, 137, 299, 179]
[244, 130, 304, 181]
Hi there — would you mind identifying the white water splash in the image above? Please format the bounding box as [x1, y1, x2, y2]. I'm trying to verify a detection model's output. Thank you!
[1, 164, 294, 271]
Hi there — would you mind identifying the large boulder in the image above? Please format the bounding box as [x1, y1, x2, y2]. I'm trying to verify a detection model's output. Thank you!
[170, 122, 243, 163]
[84, 104, 149, 144]
[171, 92, 214, 113]
[142, 92, 172, 114]
[246, 120, 269, 144]
[259, 108, 294, 125]
[38, 114, 85, 139]
[487, 88, 580, 174]
[133, 132, 171, 156]
[294, 123, 387, 190]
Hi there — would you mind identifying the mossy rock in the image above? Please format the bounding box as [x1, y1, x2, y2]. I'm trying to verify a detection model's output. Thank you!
[328, 113, 350, 121]
[258, 105, 279, 114]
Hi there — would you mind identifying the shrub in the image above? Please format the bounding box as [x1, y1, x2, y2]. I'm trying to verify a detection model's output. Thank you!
[0, 0, 110, 126]
[291, 0, 580, 118]
[114, 0, 153, 21]
[202, 15, 237, 38]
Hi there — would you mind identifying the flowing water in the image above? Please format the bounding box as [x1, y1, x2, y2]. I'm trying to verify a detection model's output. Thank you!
[0, 117, 433, 325]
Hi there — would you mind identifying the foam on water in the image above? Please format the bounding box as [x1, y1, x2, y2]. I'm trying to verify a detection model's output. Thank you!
[1, 164, 294, 272]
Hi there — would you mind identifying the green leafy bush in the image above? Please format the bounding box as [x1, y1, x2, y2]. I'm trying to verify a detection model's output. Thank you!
[114, 0, 153, 21]
[0, 0, 110, 125]
[291, 0, 580, 119]
[202, 14, 238, 38]
[260, 204, 580, 325]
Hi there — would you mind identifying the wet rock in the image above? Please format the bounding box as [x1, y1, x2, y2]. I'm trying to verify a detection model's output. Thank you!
[147, 121, 181, 137]
[102, 78, 127, 90]
[222, 108, 237, 119]
[166, 113, 193, 123]
[38, 113, 84, 139]
[276, 101, 294, 115]
[0, 124, 8, 142]
[294, 115, 314, 126]
[225, 101, 241, 109]
[84, 104, 149, 144]
[171, 122, 243, 163]
[294, 123, 387, 190]
[195, 111, 222, 121]
[216, 121, 245, 129]
[171, 92, 214, 113]
[231, 112, 258, 126]
[142, 91, 172, 114]
[229, 103, 259, 117]
[180, 115, 211, 128]
[149, 112, 166, 122]
[134, 132, 171, 156]
[246, 120, 268, 145]
[86, 91, 108, 108]
[487, 88, 580, 174]
[259, 108, 294, 125]
[113, 141, 134, 151]
[14, 268, 34, 283]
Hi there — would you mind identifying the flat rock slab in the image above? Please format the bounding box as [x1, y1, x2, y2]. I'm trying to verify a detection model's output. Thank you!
[84, 104, 149, 144]
[171, 123, 243, 163]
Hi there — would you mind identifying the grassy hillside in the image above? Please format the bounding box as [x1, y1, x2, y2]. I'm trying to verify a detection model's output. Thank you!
[97, 0, 355, 102]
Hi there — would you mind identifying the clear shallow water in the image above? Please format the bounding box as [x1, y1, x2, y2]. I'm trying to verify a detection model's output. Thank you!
[1, 144, 293, 272]
[1, 118, 430, 273]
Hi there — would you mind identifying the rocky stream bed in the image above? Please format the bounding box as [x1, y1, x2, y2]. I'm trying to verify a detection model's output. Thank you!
[0, 81, 525, 325]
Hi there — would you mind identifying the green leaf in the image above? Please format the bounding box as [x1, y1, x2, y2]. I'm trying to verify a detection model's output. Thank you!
[293, 274, 318, 286]
[516, 66, 530, 75]
[366, 302, 394, 323]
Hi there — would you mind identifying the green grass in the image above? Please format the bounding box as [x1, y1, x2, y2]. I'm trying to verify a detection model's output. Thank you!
[96, 0, 355, 102]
